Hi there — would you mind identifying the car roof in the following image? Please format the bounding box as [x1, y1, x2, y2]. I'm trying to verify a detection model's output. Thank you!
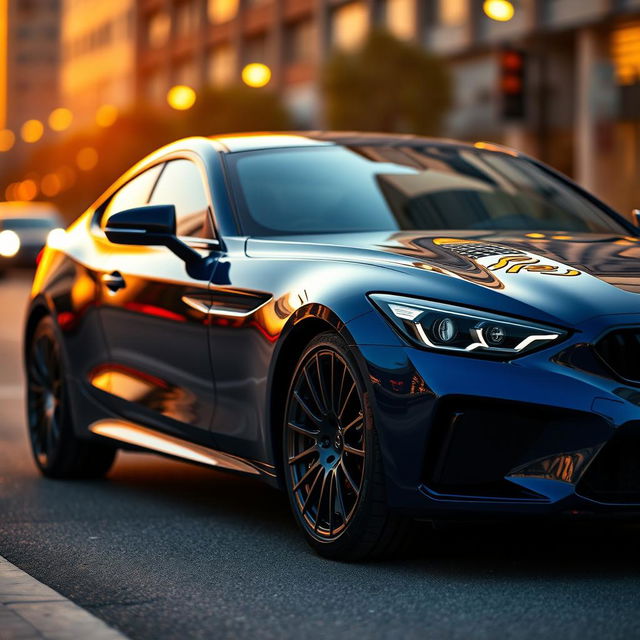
[209, 131, 501, 154]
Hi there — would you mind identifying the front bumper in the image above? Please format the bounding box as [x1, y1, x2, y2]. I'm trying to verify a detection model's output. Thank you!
[347, 310, 640, 518]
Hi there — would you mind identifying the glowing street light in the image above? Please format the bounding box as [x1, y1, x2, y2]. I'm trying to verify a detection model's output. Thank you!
[41, 173, 62, 197]
[48, 107, 73, 132]
[242, 63, 271, 88]
[76, 146, 99, 171]
[0, 128, 14, 151]
[483, 0, 515, 22]
[16, 178, 38, 201]
[167, 85, 197, 110]
[96, 104, 119, 128]
[21, 119, 44, 143]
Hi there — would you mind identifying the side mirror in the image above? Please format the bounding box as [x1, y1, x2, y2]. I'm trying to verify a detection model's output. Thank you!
[104, 204, 201, 265]
[633, 209, 640, 227]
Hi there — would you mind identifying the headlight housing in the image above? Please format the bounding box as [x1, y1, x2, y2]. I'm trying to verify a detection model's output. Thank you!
[369, 293, 566, 358]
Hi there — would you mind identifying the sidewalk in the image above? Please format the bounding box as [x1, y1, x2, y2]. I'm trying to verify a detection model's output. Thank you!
[0, 555, 127, 640]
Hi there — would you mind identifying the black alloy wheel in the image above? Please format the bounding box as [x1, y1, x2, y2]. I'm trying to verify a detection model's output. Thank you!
[283, 332, 411, 560]
[26, 315, 116, 478]
[27, 322, 63, 468]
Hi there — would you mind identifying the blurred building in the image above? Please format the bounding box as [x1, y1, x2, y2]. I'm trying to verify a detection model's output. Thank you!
[0, 0, 61, 171]
[2, 0, 639, 215]
[133, 0, 640, 214]
[420, 0, 640, 219]
[60, 0, 137, 127]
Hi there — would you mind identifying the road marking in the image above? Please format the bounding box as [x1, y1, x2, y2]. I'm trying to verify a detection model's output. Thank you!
[0, 555, 128, 639]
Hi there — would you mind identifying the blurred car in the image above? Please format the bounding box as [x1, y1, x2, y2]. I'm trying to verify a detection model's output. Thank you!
[22, 133, 640, 560]
[0, 201, 64, 274]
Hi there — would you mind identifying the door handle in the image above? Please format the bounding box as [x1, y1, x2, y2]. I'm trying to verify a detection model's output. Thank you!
[102, 271, 126, 292]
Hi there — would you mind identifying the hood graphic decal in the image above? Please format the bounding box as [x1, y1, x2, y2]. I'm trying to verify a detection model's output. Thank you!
[487, 255, 581, 277]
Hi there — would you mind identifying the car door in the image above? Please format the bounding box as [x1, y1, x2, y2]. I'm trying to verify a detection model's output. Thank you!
[97, 157, 219, 437]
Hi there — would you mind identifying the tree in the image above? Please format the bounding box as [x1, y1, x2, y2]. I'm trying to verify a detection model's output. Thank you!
[176, 86, 292, 137]
[322, 30, 452, 135]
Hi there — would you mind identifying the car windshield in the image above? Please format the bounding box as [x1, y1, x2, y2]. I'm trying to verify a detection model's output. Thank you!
[229, 145, 626, 236]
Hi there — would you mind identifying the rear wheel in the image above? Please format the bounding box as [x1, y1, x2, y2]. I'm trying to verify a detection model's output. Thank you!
[283, 332, 411, 560]
[26, 316, 116, 478]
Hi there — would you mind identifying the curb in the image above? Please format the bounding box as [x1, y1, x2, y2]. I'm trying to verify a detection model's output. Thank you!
[0, 555, 128, 640]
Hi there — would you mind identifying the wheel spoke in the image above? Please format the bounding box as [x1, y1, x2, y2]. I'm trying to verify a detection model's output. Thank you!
[32, 343, 49, 384]
[303, 366, 325, 416]
[301, 466, 324, 514]
[293, 391, 322, 426]
[293, 461, 321, 492]
[340, 459, 360, 496]
[287, 420, 319, 440]
[336, 361, 348, 416]
[314, 471, 329, 532]
[328, 352, 335, 413]
[338, 381, 356, 421]
[327, 470, 335, 535]
[28, 381, 45, 394]
[288, 444, 317, 465]
[342, 413, 363, 433]
[343, 444, 364, 457]
[314, 354, 329, 415]
[333, 470, 347, 520]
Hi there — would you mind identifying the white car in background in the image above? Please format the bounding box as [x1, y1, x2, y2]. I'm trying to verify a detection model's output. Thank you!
[0, 202, 64, 276]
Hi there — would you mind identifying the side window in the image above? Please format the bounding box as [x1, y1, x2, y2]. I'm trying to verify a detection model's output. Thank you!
[148, 159, 211, 238]
[101, 164, 164, 227]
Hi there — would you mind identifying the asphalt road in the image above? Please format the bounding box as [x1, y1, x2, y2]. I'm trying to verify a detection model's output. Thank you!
[2, 270, 640, 639]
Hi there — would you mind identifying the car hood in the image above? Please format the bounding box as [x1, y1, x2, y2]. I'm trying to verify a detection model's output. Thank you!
[247, 230, 640, 326]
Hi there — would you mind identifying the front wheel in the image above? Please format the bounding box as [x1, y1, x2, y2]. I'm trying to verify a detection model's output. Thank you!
[282, 332, 411, 561]
[26, 315, 117, 478]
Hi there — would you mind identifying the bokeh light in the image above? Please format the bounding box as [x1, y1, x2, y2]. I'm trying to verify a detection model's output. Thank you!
[41, 173, 63, 197]
[96, 104, 119, 127]
[76, 146, 99, 171]
[0, 129, 15, 152]
[56, 165, 77, 189]
[166, 85, 197, 110]
[16, 178, 38, 201]
[21, 119, 44, 143]
[241, 63, 272, 88]
[4, 182, 16, 201]
[483, 0, 515, 22]
[48, 107, 73, 132]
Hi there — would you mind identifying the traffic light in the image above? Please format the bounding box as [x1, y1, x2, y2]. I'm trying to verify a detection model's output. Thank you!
[499, 49, 526, 120]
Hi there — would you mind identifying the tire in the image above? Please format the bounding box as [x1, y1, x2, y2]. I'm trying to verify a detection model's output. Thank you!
[26, 315, 117, 479]
[282, 331, 412, 561]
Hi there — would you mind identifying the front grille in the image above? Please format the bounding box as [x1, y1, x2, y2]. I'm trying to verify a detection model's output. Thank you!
[577, 423, 640, 503]
[595, 329, 640, 382]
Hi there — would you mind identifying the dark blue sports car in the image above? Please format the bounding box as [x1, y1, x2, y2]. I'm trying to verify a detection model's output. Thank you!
[25, 133, 640, 559]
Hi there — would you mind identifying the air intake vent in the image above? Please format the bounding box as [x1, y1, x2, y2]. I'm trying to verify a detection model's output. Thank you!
[595, 329, 640, 383]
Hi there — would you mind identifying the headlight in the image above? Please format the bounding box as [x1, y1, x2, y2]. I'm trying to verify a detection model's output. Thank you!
[369, 293, 566, 358]
[0, 230, 20, 258]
